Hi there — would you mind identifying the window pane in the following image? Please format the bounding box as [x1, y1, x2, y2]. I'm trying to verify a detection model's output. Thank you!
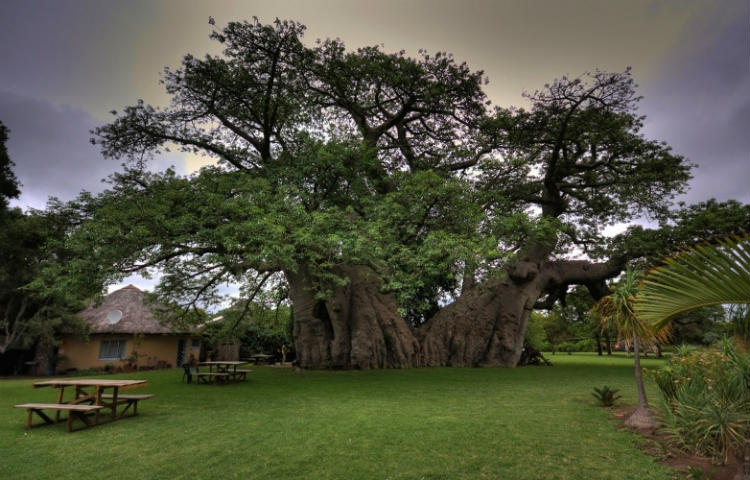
[99, 340, 126, 360]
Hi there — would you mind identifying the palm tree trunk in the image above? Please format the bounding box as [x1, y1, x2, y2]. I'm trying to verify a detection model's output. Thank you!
[624, 336, 657, 429]
[632, 337, 648, 408]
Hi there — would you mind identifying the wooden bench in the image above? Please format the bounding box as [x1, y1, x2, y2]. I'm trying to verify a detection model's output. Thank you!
[15, 403, 104, 432]
[100, 394, 154, 416]
[196, 372, 229, 384]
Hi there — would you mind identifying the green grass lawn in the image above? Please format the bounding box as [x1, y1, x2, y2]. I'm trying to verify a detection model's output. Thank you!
[0, 354, 675, 480]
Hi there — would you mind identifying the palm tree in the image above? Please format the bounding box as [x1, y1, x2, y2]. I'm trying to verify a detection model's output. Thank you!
[593, 268, 665, 429]
[636, 235, 750, 334]
[635, 236, 750, 477]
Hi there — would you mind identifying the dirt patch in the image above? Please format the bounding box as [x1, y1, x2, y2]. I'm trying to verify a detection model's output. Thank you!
[610, 405, 745, 480]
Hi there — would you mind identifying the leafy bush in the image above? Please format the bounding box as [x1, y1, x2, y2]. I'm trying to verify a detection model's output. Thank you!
[651, 338, 750, 464]
[575, 339, 594, 352]
[591, 385, 622, 406]
[539, 341, 553, 352]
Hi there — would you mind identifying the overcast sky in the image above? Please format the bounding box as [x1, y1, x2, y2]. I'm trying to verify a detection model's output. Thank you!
[1, 0, 748, 291]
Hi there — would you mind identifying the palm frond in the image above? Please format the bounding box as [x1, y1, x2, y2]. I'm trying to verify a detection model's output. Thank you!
[636, 235, 750, 332]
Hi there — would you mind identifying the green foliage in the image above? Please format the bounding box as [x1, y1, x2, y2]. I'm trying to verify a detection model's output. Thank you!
[594, 268, 665, 346]
[606, 199, 750, 263]
[376, 171, 485, 324]
[75, 17, 699, 329]
[652, 340, 750, 464]
[591, 385, 622, 406]
[593, 267, 666, 413]
[637, 235, 750, 333]
[0, 120, 20, 212]
[664, 305, 728, 346]
[574, 339, 594, 352]
[0, 208, 88, 353]
[479, 68, 691, 253]
[536, 310, 571, 351]
[725, 304, 750, 341]
[685, 466, 716, 480]
[524, 312, 547, 351]
[0, 124, 90, 354]
[202, 301, 293, 360]
[81, 18, 497, 316]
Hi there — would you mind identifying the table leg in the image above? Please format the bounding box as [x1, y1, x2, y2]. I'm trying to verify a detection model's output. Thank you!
[55, 387, 65, 422]
[94, 387, 102, 424]
[111, 387, 119, 420]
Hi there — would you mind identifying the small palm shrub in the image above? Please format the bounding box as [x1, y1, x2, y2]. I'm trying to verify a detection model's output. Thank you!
[652, 339, 750, 464]
[592, 385, 622, 406]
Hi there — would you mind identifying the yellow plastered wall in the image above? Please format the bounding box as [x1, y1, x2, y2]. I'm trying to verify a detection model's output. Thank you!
[57, 335, 201, 372]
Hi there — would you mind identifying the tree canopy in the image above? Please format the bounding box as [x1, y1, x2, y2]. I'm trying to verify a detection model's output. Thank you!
[42, 17, 743, 368]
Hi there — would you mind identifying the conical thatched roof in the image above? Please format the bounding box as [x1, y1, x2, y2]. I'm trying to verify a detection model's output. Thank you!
[78, 285, 179, 335]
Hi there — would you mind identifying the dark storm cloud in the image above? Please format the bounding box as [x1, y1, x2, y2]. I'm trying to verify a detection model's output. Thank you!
[1, 92, 188, 210]
[640, 11, 750, 205]
[0, 92, 118, 209]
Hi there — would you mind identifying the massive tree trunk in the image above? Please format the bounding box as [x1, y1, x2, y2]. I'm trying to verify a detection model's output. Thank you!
[420, 254, 626, 367]
[287, 251, 624, 369]
[420, 276, 544, 367]
[286, 264, 420, 369]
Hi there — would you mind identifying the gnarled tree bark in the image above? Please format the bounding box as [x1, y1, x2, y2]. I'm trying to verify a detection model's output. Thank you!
[287, 250, 626, 369]
[420, 253, 626, 367]
[420, 275, 544, 366]
[286, 264, 420, 369]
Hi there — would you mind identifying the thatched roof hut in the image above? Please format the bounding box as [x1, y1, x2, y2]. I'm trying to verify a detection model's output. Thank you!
[78, 285, 179, 335]
[59, 285, 202, 373]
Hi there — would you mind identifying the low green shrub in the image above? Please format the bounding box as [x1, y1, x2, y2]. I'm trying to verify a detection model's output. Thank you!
[651, 338, 750, 464]
[558, 342, 574, 355]
[539, 341, 553, 352]
[591, 385, 622, 406]
[575, 339, 594, 352]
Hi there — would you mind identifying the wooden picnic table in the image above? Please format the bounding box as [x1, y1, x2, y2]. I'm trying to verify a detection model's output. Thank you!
[196, 361, 251, 384]
[248, 354, 273, 364]
[18, 378, 151, 431]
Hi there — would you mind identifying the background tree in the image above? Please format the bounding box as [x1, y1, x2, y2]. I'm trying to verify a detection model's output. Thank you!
[202, 300, 293, 362]
[0, 126, 86, 368]
[0, 208, 87, 359]
[420, 69, 691, 366]
[534, 310, 572, 354]
[662, 305, 728, 346]
[0, 121, 20, 213]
